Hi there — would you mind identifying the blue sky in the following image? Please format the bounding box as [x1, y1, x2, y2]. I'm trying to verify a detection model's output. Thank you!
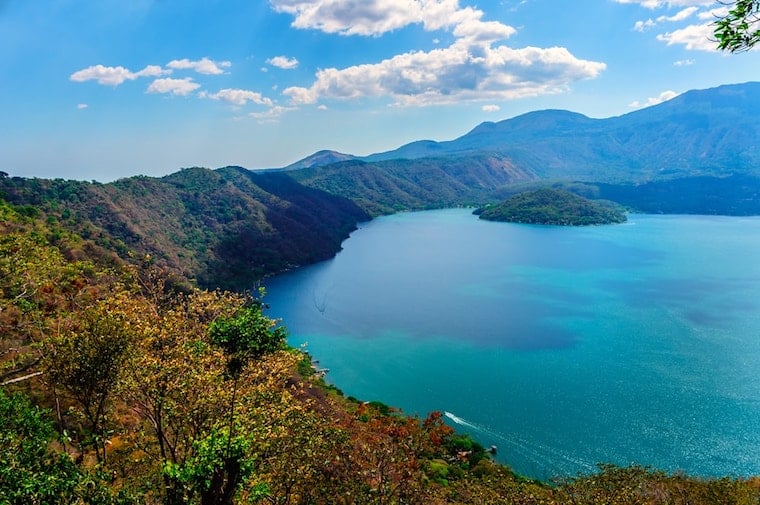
[1, 0, 759, 182]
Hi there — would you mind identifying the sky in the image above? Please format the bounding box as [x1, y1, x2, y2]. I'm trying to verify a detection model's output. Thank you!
[1, 0, 759, 182]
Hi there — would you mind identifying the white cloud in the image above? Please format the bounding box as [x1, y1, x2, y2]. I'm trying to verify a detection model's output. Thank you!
[628, 89, 679, 108]
[634, 19, 656, 32]
[77, 103, 88, 109]
[70, 64, 169, 86]
[698, 7, 728, 20]
[134, 65, 167, 78]
[147, 77, 201, 96]
[200, 88, 273, 106]
[673, 58, 695, 65]
[271, 0, 424, 36]
[614, 0, 714, 8]
[453, 17, 515, 43]
[620, 1, 724, 52]
[283, 41, 605, 107]
[482, 104, 500, 112]
[656, 22, 716, 51]
[634, 6, 697, 31]
[317, 104, 328, 110]
[249, 105, 297, 122]
[267, 55, 300, 69]
[274, 0, 603, 107]
[658, 6, 698, 22]
[270, 0, 516, 43]
[166, 57, 231, 75]
[70, 65, 133, 86]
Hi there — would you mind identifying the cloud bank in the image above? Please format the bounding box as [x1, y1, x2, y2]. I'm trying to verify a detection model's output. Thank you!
[166, 57, 231, 75]
[629, 89, 679, 108]
[267, 56, 300, 69]
[619, 0, 729, 52]
[70, 64, 167, 86]
[200, 89, 274, 106]
[274, 0, 605, 107]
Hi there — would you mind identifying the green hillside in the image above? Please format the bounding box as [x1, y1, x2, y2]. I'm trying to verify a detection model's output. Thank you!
[2, 193, 759, 505]
[363, 82, 760, 183]
[479, 188, 627, 225]
[289, 153, 538, 216]
[0, 168, 368, 291]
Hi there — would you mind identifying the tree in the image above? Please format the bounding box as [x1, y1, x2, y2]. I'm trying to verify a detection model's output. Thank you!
[715, 0, 760, 52]
[120, 288, 292, 505]
[0, 389, 133, 505]
[182, 298, 287, 505]
[120, 290, 236, 505]
[43, 293, 137, 463]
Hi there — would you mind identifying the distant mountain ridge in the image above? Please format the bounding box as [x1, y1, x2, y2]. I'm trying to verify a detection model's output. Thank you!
[290, 82, 760, 183]
[0, 167, 369, 291]
[282, 150, 357, 171]
[4, 82, 760, 291]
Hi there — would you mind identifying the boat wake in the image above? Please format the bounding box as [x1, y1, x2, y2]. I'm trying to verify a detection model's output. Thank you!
[443, 411, 596, 479]
[444, 411, 482, 431]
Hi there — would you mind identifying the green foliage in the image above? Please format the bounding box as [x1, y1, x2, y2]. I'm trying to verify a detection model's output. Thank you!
[0, 389, 75, 503]
[295, 354, 315, 377]
[554, 464, 760, 505]
[446, 434, 489, 468]
[427, 459, 451, 486]
[4, 179, 760, 505]
[291, 153, 529, 217]
[715, 0, 760, 52]
[163, 427, 257, 505]
[367, 400, 392, 416]
[208, 303, 287, 376]
[0, 389, 133, 505]
[0, 169, 368, 292]
[43, 298, 136, 462]
[594, 175, 760, 215]
[479, 188, 627, 226]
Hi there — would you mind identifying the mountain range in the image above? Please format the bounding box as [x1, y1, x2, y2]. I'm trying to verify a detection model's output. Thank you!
[291, 81, 760, 183]
[3, 81, 760, 289]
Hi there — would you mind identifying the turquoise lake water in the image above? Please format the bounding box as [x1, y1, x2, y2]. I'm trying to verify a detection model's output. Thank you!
[263, 209, 760, 481]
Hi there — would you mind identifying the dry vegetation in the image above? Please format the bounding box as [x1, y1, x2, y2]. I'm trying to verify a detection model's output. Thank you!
[2, 195, 759, 504]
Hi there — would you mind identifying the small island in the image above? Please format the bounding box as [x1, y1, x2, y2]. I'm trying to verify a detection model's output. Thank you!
[478, 188, 627, 226]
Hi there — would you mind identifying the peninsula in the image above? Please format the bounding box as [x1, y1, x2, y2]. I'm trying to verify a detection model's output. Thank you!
[478, 188, 627, 226]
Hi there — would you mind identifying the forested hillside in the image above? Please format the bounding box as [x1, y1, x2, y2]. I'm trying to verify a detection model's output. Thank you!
[0, 168, 368, 291]
[478, 189, 627, 225]
[3, 190, 759, 504]
[289, 153, 537, 216]
[362, 82, 760, 182]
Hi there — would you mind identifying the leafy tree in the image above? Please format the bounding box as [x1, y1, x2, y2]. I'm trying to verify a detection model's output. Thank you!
[196, 297, 286, 504]
[43, 293, 138, 463]
[0, 388, 79, 503]
[207, 298, 287, 377]
[120, 290, 235, 505]
[117, 287, 293, 505]
[715, 0, 760, 52]
[0, 389, 133, 505]
[163, 427, 263, 505]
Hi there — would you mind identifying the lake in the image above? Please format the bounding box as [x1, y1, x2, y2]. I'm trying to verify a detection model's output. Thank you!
[263, 208, 760, 481]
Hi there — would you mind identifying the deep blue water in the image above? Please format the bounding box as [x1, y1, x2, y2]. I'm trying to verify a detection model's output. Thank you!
[263, 209, 760, 481]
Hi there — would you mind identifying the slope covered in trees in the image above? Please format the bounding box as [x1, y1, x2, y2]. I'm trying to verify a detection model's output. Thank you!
[478, 188, 627, 226]
[288, 153, 537, 216]
[0, 168, 369, 291]
[2, 195, 759, 504]
[360, 82, 760, 183]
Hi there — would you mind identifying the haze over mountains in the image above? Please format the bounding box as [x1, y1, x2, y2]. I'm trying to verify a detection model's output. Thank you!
[291, 81, 760, 183]
[3, 81, 760, 289]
